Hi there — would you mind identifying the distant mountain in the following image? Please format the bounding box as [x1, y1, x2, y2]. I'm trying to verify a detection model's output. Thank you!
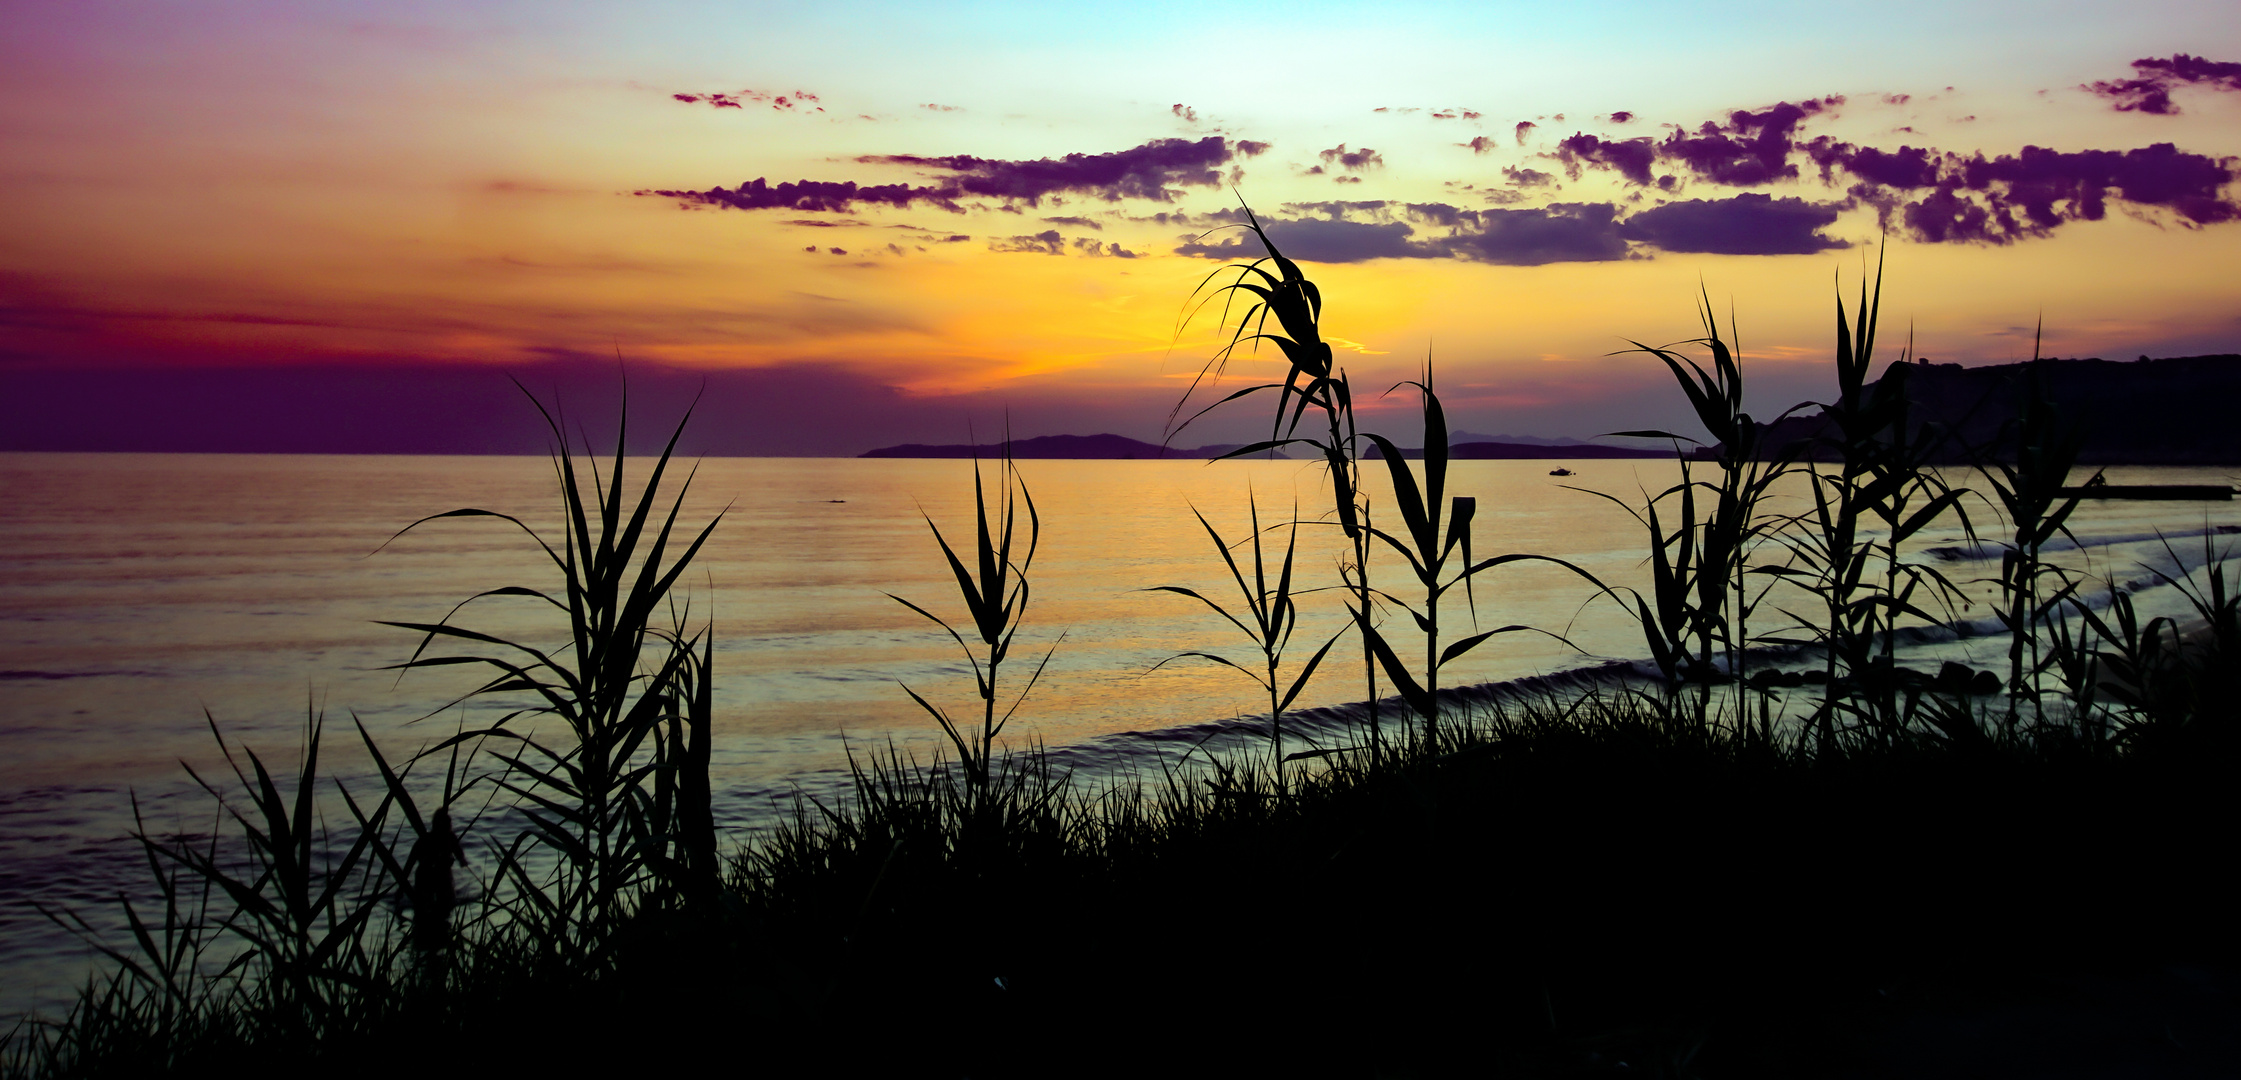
[1739, 355, 2241, 464]
[1364, 441, 1669, 460]
[1447, 431, 1613, 447]
[859, 433, 1291, 459]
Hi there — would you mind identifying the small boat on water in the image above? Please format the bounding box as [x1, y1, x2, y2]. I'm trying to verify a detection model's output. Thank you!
[1547, 467, 1574, 477]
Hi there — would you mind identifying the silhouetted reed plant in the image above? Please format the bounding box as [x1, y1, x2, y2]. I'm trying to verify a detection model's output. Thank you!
[889, 453, 1060, 805]
[1170, 206, 1390, 757]
[1570, 293, 1801, 737]
[1147, 500, 1339, 793]
[377, 385, 725, 950]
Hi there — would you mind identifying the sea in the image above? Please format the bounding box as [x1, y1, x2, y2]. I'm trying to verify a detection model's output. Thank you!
[4, 452, 2237, 1024]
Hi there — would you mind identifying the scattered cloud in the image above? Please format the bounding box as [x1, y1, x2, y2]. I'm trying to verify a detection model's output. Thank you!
[1317, 144, 1385, 171]
[1072, 237, 1138, 258]
[986, 231, 1136, 258]
[647, 178, 926, 213]
[1609, 111, 1634, 124]
[1463, 136, 1497, 155]
[1656, 98, 1840, 186]
[1514, 121, 1537, 145]
[1042, 215, 1103, 230]
[1530, 91, 2241, 247]
[671, 89, 824, 113]
[990, 230, 1066, 255]
[921, 103, 962, 112]
[1502, 166, 1556, 188]
[2084, 54, 2241, 115]
[1556, 133, 1659, 186]
[1172, 103, 1199, 122]
[1616, 193, 1850, 254]
[1810, 139, 2241, 243]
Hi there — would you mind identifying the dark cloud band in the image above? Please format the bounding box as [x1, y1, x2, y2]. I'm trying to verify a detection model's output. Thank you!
[1173, 194, 1846, 263]
[639, 136, 1249, 214]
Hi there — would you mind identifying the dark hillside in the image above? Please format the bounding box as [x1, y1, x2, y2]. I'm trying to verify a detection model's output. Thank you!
[1739, 354, 2241, 464]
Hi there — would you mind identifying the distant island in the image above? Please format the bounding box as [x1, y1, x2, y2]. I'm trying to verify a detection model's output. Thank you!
[859, 431, 1663, 460]
[859, 433, 1278, 459]
[1739, 354, 2241, 464]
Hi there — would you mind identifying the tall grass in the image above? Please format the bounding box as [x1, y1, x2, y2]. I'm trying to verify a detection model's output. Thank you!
[1600, 294, 1802, 736]
[888, 452, 1060, 803]
[1146, 499, 1339, 793]
[376, 383, 724, 949]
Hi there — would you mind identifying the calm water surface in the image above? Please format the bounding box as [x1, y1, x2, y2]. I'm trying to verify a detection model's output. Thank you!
[4, 452, 2236, 1021]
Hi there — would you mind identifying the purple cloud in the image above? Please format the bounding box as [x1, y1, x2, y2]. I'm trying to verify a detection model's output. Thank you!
[1464, 136, 1497, 154]
[1043, 215, 1102, 230]
[2085, 54, 2241, 115]
[1514, 121, 1537, 145]
[1174, 201, 1626, 265]
[1609, 111, 1634, 124]
[1655, 98, 1839, 186]
[1617, 193, 1850, 254]
[1502, 166, 1556, 188]
[1807, 142, 1941, 188]
[642, 136, 1248, 214]
[990, 230, 1067, 255]
[1318, 144, 1385, 171]
[1556, 133, 1658, 186]
[862, 135, 1237, 204]
[1810, 139, 2240, 243]
[1423, 203, 1629, 265]
[1175, 217, 1422, 263]
[1072, 237, 1138, 258]
[640, 177, 931, 213]
[671, 89, 822, 112]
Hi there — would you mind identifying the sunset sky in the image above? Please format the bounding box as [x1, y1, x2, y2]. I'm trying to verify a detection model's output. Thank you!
[4, 0, 2239, 455]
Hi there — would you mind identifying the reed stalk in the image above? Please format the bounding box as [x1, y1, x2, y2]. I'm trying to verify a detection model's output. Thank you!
[1147, 499, 1341, 793]
[890, 452, 1061, 806]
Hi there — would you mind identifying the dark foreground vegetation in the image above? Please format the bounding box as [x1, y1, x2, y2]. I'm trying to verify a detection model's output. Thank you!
[10, 221, 2241, 1077]
[12, 697, 2239, 1078]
